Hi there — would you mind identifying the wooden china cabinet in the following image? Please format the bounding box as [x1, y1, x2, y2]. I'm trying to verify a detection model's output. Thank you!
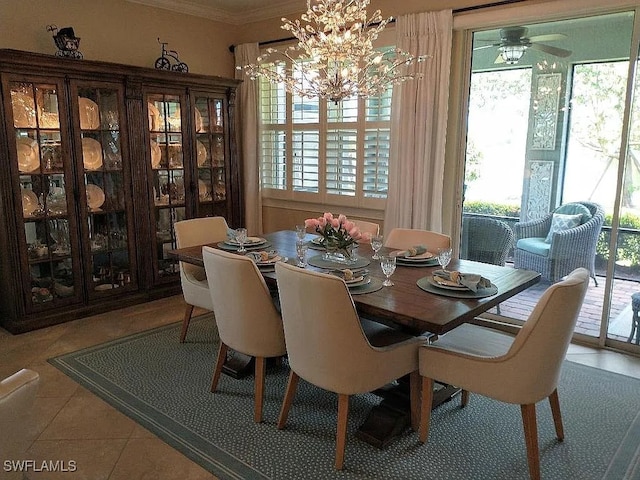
[0, 49, 242, 333]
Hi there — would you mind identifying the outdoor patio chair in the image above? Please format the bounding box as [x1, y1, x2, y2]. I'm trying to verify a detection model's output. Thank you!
[513, 201, 604, 285]
[174, 216, 230, 342]
[460, 216, 514, 266]
[418, 268, 589, 480]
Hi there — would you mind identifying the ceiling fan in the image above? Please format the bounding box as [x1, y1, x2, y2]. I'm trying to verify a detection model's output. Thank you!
[474, 26, 572, 65]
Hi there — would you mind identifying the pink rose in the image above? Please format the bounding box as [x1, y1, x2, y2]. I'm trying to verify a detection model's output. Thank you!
[331, 218, 340, 228]
[338, 214, 347, 224]
[349, 227, 361, 239]
[343, 220, 354, 231]
[318, 217, 327, 227]
[305, 218, 320, 228]
[323, 212, 333, 221]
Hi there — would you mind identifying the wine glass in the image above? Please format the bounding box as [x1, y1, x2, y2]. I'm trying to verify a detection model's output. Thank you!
[437, 247, 452, 271]
[235, 228, 248, 254]
[295, 224, 306, 243]
[295, 241, 308, 268]
[380, 255, 396, 287]
[371, 234, 383, 260]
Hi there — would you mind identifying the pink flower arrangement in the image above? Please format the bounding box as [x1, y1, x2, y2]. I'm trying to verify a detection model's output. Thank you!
[304, 213, 362, 253]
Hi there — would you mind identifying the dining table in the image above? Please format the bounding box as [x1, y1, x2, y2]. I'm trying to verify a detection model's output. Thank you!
[168, 229, 541, 447]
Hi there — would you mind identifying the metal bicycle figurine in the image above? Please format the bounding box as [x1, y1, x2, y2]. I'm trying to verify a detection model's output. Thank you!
[154, 38, 189, 73]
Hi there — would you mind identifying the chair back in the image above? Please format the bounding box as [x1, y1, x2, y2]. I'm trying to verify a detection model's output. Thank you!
[275, 262, 389, 394]
[499, 268, 589, 403]
[0, 369, 40, 473]
[175, 217, 229, 280]
[385, 228, 451, 251]
[461, 216, 514, 266]
[352, 219, 380, 242]
[202, 247, 285, 357]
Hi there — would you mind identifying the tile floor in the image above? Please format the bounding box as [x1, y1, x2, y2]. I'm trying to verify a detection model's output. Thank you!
[1, 294, 640, 480]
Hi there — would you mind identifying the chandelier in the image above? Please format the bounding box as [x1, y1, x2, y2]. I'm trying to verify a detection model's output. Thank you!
[238, 0, 426, 104]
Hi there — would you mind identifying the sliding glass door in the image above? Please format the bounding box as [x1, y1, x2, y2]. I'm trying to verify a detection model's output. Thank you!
[459, 6, 640, 352]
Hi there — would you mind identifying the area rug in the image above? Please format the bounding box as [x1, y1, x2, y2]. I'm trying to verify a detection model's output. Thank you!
[49, 317, 640, 480]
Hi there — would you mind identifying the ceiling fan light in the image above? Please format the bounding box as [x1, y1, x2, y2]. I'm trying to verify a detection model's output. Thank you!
[500, 45, 527, 64]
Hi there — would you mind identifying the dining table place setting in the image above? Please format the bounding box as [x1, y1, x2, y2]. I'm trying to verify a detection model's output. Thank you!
[390, 244, 439, 267]
[326, 268, 383, 295]
[417, 268, 499, 299]
[216, 228, 272, 253]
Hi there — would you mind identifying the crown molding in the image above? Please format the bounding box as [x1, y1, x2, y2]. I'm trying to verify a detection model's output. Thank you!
[127, 0, 304, 25]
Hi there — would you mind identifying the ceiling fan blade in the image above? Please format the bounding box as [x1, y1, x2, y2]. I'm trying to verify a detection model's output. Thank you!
[528, 33, 567, 43]
[473, 44, 498, 51]
[530, 43, 572, 57]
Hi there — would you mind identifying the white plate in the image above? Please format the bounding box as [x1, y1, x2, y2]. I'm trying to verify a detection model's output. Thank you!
[11, 91, 36, 128]
[225, 236, 266, 246]
[86, 184, 106, 210]
[429, 275, 469, 290]
[198, 180, 209, 200]
[195, 109, 204, 132]
[82, 137, 103, 170]
[197, 140, 207, 166]
[21, 189, 38, 216]
[79, 97, 100, 130]
[150, 140, 162, 168]
[16, 137, 40, 172]
[348, 277, 371, 288]
[148, 102, 162, 131]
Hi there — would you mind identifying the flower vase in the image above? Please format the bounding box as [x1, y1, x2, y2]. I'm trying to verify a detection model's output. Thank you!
[323, 243, 356, 264]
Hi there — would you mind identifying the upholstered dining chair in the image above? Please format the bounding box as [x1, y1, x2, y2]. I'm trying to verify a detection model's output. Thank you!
[202, 246, 286, 423]
[0, 368, 40, 478]
[174, 216, 229, 343]
[418, 268, 589, 480]
[352, 219, 380, 242]
[384, 228, 451, 251]
[275, 261, 425, 470]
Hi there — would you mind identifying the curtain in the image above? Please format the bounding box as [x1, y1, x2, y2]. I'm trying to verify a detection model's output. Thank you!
[234, 43, 263, 234]
[383, 10, 453, 233]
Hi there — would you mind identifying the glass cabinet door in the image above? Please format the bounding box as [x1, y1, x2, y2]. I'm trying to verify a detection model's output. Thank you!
[9, 80, 81, 309]
[193, 95, 230, 218]
[147, 93, 187, 280]
[72, 83, 137, 295]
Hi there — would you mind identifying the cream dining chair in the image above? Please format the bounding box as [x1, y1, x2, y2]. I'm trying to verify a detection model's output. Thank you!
[384, 228, 451, 251]
[202, 246, 286, 423]
[275, 261, 425, 470]
[174, 216, 230, 343]
[352, 219, 380, 243]
[0, 368, 40, 479]
[418, 268, 589, 480]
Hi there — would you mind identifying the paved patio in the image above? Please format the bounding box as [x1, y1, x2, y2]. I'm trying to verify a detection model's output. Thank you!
[490, 268, 639, 343]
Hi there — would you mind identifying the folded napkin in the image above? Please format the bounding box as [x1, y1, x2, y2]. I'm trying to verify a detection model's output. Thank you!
[392, 245, 428, 258]
[433, 269, 492, 292]
[247, 250, 277, 263]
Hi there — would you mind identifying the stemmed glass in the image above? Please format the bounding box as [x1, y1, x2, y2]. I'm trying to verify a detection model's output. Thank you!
[437, 247, 452, 271]
[380, 255, 397, 287]
[295, 241, 308, 268]
[295, 224, 306, 243]
[235, 227, 248, 254]
[371, 234, 383, 260]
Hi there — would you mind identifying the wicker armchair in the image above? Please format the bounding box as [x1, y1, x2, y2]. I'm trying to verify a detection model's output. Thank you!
[460, 216, 514, 266]
[513, 202, 604, 285]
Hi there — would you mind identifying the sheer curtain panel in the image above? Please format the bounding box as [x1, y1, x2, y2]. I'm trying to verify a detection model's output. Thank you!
[384, 10, 453, 232]
[234, 43, 263, 234]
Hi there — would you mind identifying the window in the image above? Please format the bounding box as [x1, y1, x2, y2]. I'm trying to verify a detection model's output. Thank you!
[258, 65, 392, 208]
